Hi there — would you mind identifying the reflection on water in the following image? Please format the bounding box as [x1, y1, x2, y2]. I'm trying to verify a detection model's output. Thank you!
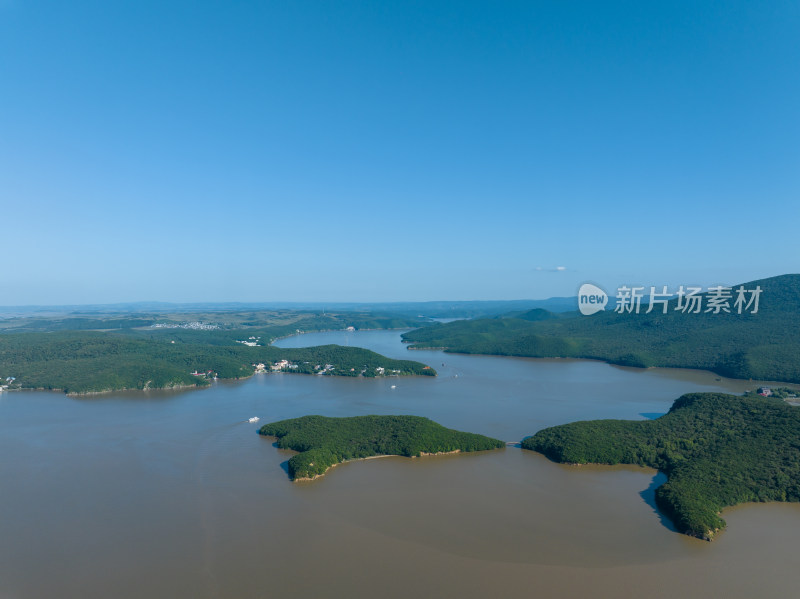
[1, 329, 799, 598]
[640, 471, 679, 533]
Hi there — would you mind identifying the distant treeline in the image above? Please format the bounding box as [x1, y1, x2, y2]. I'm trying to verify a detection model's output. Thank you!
[259, 415, 505, 480]
[0, 311, 429, 335]
[0, 317, 158, 331]
[524, 392, 800, 540]
[403, 274, 800, 383]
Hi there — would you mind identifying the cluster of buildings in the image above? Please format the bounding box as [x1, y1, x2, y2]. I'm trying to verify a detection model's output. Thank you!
[373, 367, 401, 375]
[273, 359, 299, 371]
[755, 386, 799, 401]
[190, 370, 217, 378]
[254, 360, 300, 373]
[151, 321, 220, 330]
[237, 336, 262, 347]
[250, 361, 403, 377]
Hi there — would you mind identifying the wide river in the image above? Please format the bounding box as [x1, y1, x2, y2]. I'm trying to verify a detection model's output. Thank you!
[2, 329, 799, 598]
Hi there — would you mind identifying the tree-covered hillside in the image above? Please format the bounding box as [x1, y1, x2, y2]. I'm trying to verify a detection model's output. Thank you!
[259, 415, 505, 480]
[0, 332, 435, 395]
[523, 392, 800, 540]
[403, 274, 800, 383]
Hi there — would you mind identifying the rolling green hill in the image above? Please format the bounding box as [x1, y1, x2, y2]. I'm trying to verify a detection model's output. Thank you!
[403, 274, 800, 383]
[259, 415, 505, 480]
[523, 392, 800, 540]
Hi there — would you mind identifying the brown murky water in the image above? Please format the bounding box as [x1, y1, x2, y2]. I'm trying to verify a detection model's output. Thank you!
[1, 330, 798, 598]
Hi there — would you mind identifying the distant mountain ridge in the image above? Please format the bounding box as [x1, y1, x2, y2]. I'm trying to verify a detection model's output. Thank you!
[402, 274, 800, 383]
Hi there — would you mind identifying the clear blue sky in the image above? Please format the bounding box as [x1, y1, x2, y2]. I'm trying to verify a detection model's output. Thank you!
[1, 1, 798, 304]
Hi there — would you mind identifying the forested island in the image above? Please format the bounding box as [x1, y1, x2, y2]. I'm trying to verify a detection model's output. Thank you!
[402, 274, 800, 384]
[0, 310, 435, 394]
[259, 415, 505, 480]
[523, 392, 800, 540]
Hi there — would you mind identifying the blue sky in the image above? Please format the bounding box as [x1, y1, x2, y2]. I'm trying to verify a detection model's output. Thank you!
[1, 1, 798, 304]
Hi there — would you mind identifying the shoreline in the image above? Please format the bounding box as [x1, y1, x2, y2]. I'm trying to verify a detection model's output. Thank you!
[8, 363, 431, 396]
[403, 345, 800, 388]
[65, 381, 211, 396]
[269, 325, 421, 345]
[292, 449, 464, 482]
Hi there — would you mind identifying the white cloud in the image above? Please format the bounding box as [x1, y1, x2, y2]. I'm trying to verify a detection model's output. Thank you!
[535, 266, 569, 273]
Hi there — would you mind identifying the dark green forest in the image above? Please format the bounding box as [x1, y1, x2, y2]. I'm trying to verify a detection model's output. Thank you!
[259, 415, 505, 480]
[403, 274, 800, 383]
[523, 392, 800, 540]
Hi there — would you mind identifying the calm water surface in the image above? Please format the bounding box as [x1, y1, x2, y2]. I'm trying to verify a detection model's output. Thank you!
[1, 330, 799, 598]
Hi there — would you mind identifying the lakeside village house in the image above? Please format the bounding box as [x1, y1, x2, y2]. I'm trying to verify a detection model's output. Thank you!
[272, 359, 299, 371]
[191, 370, 217, 378]
[253, 360, 300, 373]
[758, 387, 772, 397]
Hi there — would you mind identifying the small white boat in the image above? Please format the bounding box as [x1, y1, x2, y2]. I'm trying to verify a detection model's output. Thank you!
[248, 417, 260, 423]
[390, 385, 396, 389]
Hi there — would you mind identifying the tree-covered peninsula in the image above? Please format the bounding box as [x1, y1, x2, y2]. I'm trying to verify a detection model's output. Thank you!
[403, 274, 800, 383]
[259, 415, 505, 480]
[523, 392, 800, 540]
[0, 310, 436, 394]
